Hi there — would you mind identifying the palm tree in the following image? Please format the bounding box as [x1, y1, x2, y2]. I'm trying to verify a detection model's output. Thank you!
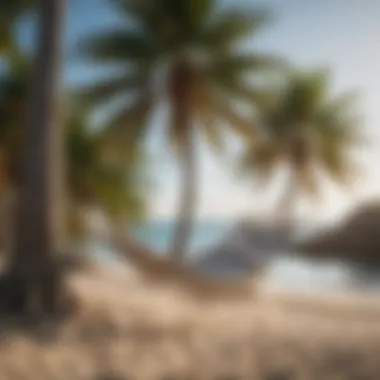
[2, 0, 66, 316]
[77, 0, 280, 261]
[241, 69, 363, 228]
[0, 57, 148, 249]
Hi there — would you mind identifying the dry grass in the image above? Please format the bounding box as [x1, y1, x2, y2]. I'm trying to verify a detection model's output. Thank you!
[0, 262, 380, 380]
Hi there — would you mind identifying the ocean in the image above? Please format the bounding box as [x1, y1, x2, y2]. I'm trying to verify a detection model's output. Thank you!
[94, 220, 380, 294]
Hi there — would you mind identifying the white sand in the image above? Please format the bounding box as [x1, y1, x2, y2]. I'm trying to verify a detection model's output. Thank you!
[1, 261, 380, 379]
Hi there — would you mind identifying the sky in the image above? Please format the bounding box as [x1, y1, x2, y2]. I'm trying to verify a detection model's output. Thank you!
[20, 0, 380, 221]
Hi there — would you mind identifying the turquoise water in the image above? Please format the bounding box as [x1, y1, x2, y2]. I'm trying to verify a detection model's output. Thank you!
[131, 220, 350, 292]
[94, 220, 380, 293]
[132, 219, 233, 257]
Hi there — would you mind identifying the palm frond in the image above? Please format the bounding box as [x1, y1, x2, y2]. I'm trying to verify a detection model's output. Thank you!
[240, 139, 280, 185]
[101, 92, 152, 154]
[323, 90, 359, 114]
[67, 110, 148, 230]
[93, 163, 146, 226]
[315, 90, 366, 147]
[199, 8, 270, 50]
[109, 0, 153, 22]
[110, 0, 181, 46]
[0, 29, 13, 56]
[245, 67, 363, 202]
[76, 28, 157, 64]
[135, 0, 216, 43]
[76, 71, 146, 108]
[319, 142, 360, 188]
[282, 68, 330, 124]
[0, 0, 35, 55]
[210, 53, 285, 76]
[185, 0, 215, 29]
[0, 0, 35, 18]
[208, 94, 259, 140]
[203, 65, 273, 109]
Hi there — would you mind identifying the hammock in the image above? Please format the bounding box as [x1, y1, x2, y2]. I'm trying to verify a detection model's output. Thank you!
[103, 229, 256, 300]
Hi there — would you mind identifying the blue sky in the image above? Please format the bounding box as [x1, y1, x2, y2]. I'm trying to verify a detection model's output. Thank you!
[20, 0, 380, 221]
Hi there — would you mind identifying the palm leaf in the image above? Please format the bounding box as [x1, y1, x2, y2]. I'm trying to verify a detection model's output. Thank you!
[77, 71, 146, 108]
[67, 109, 148, 230]
[110, 0, 180, 45]
[101, 92, 152, 154]
[0, 28, 13, 55]
[76, 28, 157, 64]
[0, 0, 35, 17]
[203, 64, 272, 108]
[0, 0, 35, 54]
[199, 8, 270, 50]
[315, 90, 366, 147]
[109, 0, 153, 22]
[186, 0, 215, 29]
[210, 53, 285, 76]
[319, 140, 360, 188]
[240, 139, 280, 185]
[206, 93, 259, 140]
[282, 69, 330, 124]
[94, 165, 144, 224]
[134, 0, 216, 43]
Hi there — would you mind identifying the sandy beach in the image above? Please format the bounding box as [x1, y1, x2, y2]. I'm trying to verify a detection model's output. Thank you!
[0, 262, 379, 380]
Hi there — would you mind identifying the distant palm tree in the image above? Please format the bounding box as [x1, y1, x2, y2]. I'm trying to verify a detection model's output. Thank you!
[77, 0, 281, 261]
[3, 0, 66, 315]
[241, 69, 363, 226]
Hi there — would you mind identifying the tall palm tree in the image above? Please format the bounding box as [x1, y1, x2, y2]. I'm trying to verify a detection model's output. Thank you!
[2, 0, 66, 315]
[77, 0, 280, 261]
[0, 56, 148, 249]
[241, 69, 363, 227]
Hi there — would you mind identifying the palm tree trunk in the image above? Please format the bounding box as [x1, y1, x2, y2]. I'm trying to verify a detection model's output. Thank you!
[278, 168, 298, 237]
[2, 0, 67, 316]
[170, 128, 196, 262]
[168, 59, 197, 263]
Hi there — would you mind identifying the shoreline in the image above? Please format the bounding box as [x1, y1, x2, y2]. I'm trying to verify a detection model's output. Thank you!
[75, 260, 380, 317]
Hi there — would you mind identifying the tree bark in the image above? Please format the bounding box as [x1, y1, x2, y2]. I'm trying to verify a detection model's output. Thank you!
[277, 167, 298, 238]
[168, 59, 197, 263]
[2, 0, 67, 317]
[170, 128, 196, 262]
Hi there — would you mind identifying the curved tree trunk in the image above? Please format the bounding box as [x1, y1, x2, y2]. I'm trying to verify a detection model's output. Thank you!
[277, 168, 298, 238]
[168, 59, 197, 263]
[1, 0, 67, 317]
[170, 128, 196, 263]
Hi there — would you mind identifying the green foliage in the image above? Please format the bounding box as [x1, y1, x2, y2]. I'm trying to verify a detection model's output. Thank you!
[77, 0, 282, 156]
[241, 68, 363, 200]
[0, 55, 148, 238]
[67, 110, 147, 226]
[0, 0, 35, 55]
